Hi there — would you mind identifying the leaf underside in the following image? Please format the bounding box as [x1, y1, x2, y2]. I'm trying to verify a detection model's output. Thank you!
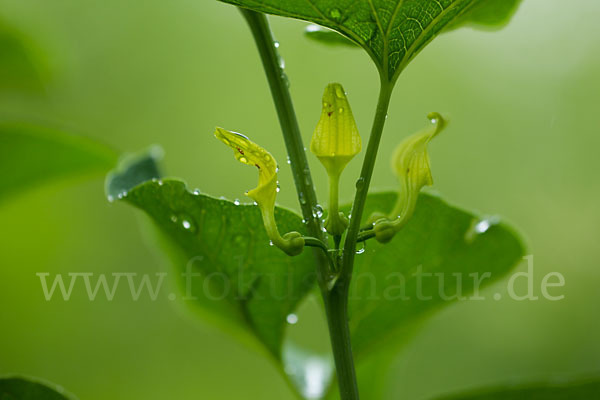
[217, 0, 522, 80]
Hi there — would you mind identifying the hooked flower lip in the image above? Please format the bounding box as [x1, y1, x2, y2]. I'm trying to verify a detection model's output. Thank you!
[369, 112, 447, 243]
[310, 83, 361, 176]
[214, 127, 278, 208]
[392, 112, 445, 192]
[214, 127, 304, 256]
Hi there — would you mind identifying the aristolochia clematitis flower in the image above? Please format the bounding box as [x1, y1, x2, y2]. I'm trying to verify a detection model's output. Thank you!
[372, 112, 447, 243]
[310, 83, 361, 236]
[214, 127, 304, 256]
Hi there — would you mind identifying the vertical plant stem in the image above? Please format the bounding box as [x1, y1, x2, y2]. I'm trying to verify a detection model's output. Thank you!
[324, 278, 359, 400]
[240, 9, 361, 400]
[239, 9, 322, 242]
[341, 79, 393, 275]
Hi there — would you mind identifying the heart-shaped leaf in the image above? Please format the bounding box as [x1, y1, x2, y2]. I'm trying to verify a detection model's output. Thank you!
[323, 191, 525, 398]
[107, 150, 318, 360]
[217, 0, 522, 81]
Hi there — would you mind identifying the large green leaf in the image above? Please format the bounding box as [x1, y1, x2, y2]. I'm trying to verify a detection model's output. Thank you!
[347, 192, 524, 356]
[217, 0, 522, 80]
[433, 379, 600, 399]
[324, 191, 525, 398]
[0, 20, 47, 92]
[111, 177, 317, 359]
[0, 377, 76, 400]
[0, 124, 117, 203]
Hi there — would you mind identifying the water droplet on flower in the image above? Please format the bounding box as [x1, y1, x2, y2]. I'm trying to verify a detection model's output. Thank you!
[286, 313, 298, 324]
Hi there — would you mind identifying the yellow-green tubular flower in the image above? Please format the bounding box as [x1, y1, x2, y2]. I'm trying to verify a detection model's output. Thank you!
[214, 127, 304, 256]
[310, 83, 361, 236]
[372, 113, 447, 243]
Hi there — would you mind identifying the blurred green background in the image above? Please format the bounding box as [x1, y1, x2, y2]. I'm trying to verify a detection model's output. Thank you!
[1, 0, 599, 399]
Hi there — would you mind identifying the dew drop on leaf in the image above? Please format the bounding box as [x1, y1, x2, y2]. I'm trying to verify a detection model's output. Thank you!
[286, 313, 298, 324]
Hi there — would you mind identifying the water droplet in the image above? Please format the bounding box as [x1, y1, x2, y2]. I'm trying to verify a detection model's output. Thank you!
[157, 180, 164, 186]
[193, 189, 201, 195]
[281, 72, 290, 88]
[239, 156, 248, 163]
[329, 8, 342, 20]
[286, 157, 291, 164]
[430, 117, 438, 124]
[286, 313, 298, 324]
[355, 177, 365, 190]
[151, 178, 158, 183]
[234, 199, 240, 206]
[299, 192, 307, 205]
[355, 241, 366, 255]
[107, 195, 115, 203]
[313, 205, 324, 218]
[274, 41, 280, 48]
[269, 240, 274, 246]
[177, 213, 197, 233]
[464, 216, 500, 243]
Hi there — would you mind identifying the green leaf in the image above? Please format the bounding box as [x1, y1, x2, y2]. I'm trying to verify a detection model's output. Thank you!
[433, 379, 600, 400]
[304, 24, 359, 48]
[0, 123, 117, 204]
[0, 20, 48, 92]
[217, 0, 522, 80]
[105, 146, 163, 201]
[0, 376, 76, 400]
[109, 173, 317, 359]
[325, 191, 525, 398]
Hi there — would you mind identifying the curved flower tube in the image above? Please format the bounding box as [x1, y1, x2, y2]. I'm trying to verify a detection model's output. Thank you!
[372, 113, 447, 243]
[310, 83, 362, 236]
[214, 127, 304, 256]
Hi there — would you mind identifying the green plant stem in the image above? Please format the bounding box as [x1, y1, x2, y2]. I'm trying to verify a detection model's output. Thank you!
[240, 9, 360, 400]
[239, 9, 323, 242]
[341, 79, 393, 275]
[324, 278, 359, 399]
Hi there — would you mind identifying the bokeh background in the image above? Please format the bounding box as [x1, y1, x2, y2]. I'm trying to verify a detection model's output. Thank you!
[1, 0, 599, 399]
